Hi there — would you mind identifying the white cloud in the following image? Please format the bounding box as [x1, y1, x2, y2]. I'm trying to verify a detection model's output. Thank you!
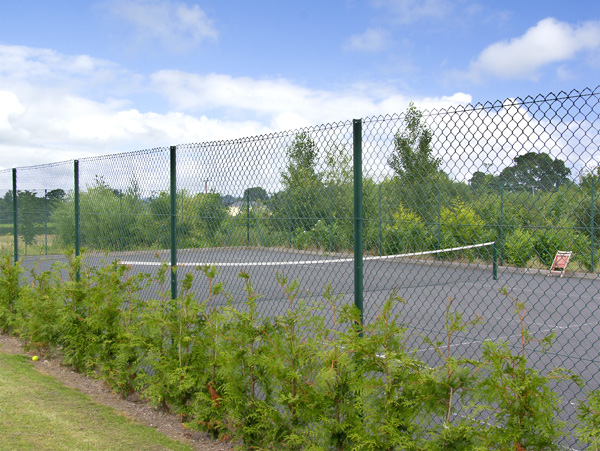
[0, 91, 25, 131]
[345, 28, 389, 53]
[463, 18, 600, 82]
[0, 43, 473, 172]
[372, 0, 452, 23]
[102, 0, 217, 51]
[150, 70, 471, 128]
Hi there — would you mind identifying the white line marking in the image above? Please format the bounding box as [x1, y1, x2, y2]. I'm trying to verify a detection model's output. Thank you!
[121, 243, 496, 267]
[416, 321, 599, 354]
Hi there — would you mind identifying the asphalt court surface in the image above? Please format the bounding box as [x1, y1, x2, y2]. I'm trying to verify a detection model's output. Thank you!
[21, 246, 600, 440]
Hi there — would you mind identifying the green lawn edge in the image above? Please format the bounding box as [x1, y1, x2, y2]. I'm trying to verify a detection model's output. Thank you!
[0, 352, 193, 451]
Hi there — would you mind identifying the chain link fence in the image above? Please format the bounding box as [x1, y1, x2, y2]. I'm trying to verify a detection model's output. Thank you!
[2, 86, 600, 447]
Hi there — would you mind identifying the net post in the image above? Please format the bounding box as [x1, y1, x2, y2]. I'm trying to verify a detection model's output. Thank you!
[12, 168, 18, 263]
[493, 241, 498, 281]
[353, 119, 364, 333]
[170, 146, 178, 300]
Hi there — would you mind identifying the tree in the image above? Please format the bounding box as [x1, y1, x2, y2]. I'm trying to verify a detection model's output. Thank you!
[18, 190, 42, 250]
[243, 187, 269, 203]
[195, 191, 227, 240]
[470, 171, 497, 192]
[388, 103, 440, 183]
[282, 132, 321, 190]
[387, 103, 442, 223]
[278, 132, 326, 231]
[498, 152, 571, 192]
[580, 166, 600, 195]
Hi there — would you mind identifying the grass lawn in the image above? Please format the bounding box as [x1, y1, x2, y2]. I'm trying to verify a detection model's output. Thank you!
[0, 352, 192, 451]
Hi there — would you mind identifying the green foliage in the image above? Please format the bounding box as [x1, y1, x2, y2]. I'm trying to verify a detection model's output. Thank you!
[292, 219, 352, 252]
[419, 299, 484, 450]
[194, 191, 228, 242]
[388, 103, 439, 183]
[379, 205, 432, 254]
[476, 289, 582, 450]
[348, 293, 426, 450]
[0, 253, 22, 334]
[218, 272, 274, 449]
[574, 195, 600, 241]
[257, 272, 324, 449]
[53, 177, 154, 251]
[387, 103, 443, 224]
[440, 199, 491, 248]
[278, 132, 326, 232]
[15, 262, 64, 353]
[17, 190, 42, 249]
[577, 389, 600, 451]
[498, 152, 571, 192]
[504, 228, 535, 267]
[243, 186, 269, 202]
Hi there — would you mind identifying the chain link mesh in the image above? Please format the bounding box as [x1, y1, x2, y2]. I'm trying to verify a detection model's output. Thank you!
[3, 86, 600, 446]
[0, 169, 13, 256]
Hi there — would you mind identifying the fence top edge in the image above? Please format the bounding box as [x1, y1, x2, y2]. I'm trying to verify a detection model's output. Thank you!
[176, 120, 354, 151]
[9, 159, 75, 172]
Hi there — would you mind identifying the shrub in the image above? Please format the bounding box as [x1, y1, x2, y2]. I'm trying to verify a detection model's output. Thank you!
[504, 228, 535, 267]
[380, 205, 433, 255]
[0, 253, 22, 334]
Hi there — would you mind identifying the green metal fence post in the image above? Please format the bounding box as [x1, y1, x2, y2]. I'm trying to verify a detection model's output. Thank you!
[170, 146, 178, 300]
[499, 182, 505, 266]
[330, 185, 333, 252]
[353, 119, 364, 331]
[493, 241, 498, 281]
[378, 184, 382, 256]
[119, 189, 124, 252]
[288, 190, 292, 248]
[437, 181, 441, 250]
[246, 189, 250, 246]
[74, 160, 80, 258]
[12, 168, 17, 263]
[591, 177, 595, 272]
[44, 189, 48, 256]
[74, 160, 80, 281]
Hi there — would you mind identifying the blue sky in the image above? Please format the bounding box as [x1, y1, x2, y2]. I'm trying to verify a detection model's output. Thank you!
[1, 0, 599, 170]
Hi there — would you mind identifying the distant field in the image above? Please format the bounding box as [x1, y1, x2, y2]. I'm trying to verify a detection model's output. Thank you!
[0, 223, 56, 236]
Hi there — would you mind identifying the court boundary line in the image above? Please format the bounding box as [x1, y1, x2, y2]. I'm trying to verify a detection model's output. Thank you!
[414, 319, 599, 354]
[120, 242, 495, 267]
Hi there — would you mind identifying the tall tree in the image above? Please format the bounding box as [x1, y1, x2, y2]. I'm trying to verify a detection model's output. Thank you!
[387, 103, 442, 223]
[282, 132, 320, 190]
[18, 190, 42, 250]
[498, 152, 571, 192]
[470, 171, 497, 192]
[388, 103, 440, 183]
[243, 187, 269, 203]
[278, 132, 325, 231]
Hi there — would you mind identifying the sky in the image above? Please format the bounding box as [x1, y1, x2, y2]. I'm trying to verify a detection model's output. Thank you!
[1, 0, 600, 171]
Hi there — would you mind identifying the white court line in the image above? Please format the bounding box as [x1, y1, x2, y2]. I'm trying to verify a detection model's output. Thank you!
[415, 320, 598, 354]
[121, 242, 495, 268]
